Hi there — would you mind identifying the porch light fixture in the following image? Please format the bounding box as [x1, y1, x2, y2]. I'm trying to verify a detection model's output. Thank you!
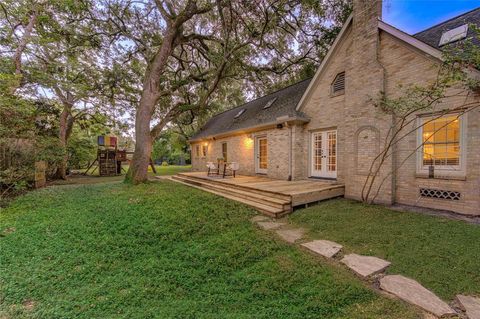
[244, 136, 253, 149]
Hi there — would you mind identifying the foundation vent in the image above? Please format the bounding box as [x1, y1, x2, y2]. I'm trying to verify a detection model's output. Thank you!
[419, 188, 461, 201]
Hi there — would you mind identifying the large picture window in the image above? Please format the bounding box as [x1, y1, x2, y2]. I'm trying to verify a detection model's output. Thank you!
[418, 114, 464, 173]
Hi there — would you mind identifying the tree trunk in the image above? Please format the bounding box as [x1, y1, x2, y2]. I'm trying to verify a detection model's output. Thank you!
[10, 10, 37, 94]
[126, 2, 212, 183]
[54, 104, 74, 180]
[126, 30, 179, 183]
[126, 96, 155, 184]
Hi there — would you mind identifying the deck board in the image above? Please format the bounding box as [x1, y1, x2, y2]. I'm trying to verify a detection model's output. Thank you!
[177, 171, 345, 211]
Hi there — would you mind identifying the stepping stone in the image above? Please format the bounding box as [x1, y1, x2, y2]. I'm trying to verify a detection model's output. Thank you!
[256, 221, 285, 230]
[275, 228, 305, 243]
[379, 275, 457, 318]
[250, 215, 270, 223]
[341, 254, 391, 278]
[457, 295, 480, 319]
[301, 240, 343, 258]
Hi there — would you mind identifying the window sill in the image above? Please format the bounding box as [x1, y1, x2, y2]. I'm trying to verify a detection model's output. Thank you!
[415, 173, 466, 181]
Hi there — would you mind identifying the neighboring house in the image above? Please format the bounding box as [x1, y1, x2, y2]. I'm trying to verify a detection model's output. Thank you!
[189, 0, 480, 216]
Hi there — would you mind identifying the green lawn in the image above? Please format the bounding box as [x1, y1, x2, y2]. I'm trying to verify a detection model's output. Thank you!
[287, 199, 480, 301]
[0, 181, 419, 319]
[52, 165, 192, 186]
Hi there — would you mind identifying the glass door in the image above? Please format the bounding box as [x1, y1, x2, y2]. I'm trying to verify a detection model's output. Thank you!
[311, 130, 337, 178]
[255, 136, 268, 174]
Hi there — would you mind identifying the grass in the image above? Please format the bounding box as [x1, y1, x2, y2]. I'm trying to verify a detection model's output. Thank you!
[287, 198, 480, 301]
[51, 165, 191, 186]
[0, 181, 419, 318]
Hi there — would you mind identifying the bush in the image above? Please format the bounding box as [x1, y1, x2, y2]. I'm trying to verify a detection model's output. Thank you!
[161, 161, 169, 166]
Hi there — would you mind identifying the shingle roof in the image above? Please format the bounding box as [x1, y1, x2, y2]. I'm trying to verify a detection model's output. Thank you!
[193, 9, 480, 141]
[190, 78, 311, 141]
[414, 7, 480, 49]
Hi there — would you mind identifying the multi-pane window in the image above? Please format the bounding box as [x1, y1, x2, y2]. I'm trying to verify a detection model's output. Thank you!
[327, 131, 336, 172]
[314, 133, 322, 171]
[259, 138, 268, 169]
[222, 142, 228, 162]
[195, 145, 200, 158]
[420, 114, 461, 168]
[202, 144, 208, 157]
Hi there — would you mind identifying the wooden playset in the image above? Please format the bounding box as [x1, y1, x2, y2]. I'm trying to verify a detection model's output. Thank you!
[84, 135, 156, 176]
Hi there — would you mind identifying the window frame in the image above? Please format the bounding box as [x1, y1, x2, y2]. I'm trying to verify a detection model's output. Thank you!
[416, 112, 466, 177]
[195, 145, 200, 158]
[222, 142, 228, 162]
[201, 144, 208, 158]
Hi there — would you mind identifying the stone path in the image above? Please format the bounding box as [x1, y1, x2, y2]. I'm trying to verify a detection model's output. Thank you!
[380, 275, 457, 317]
[275, 228, 305, 243]
[457, 295, 480, 319]
[341, 254, 391, 278]
[301, 240, 343, 258]
[251, 214, 475, 318]
[250, 215, 270, 223]
[256, 221, 285, 230]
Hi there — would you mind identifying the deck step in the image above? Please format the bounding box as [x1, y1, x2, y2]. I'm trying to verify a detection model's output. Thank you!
[176, 173, 291, 201]
[170, 176, 290, 217]
[172, 175, 292, 211]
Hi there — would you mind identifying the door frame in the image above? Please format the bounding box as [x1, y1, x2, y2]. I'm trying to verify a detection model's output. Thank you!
[255, 135, 268, 174]
[309, 129, 337, 179]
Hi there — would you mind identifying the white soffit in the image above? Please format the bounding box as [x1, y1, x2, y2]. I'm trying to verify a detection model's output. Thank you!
[439, 24, 469, 46]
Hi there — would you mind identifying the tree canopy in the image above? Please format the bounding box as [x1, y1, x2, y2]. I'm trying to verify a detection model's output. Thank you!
[0, 0, 352, 187]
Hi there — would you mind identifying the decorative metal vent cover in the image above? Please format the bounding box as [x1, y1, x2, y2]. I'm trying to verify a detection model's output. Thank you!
[332, 72, 345, 94]
[420, 188, 461, 201]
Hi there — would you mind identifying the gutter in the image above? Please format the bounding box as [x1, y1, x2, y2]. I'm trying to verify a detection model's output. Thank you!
[288, 124, 293, 181]
[188, 116, 310, 143]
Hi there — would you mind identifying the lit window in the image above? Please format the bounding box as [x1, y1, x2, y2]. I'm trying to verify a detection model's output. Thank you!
[222, 142, 228, 162]
[331, 72, 345, 95]
[419, 114, 463, 170]
[195, 145, 200, 158]
[202, 145, 208, 157]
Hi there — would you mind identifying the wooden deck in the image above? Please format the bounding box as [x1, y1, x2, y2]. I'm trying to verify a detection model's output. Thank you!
[170, 172, 345, 218]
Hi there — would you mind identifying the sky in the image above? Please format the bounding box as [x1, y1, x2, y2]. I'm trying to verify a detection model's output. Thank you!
[382, 0, 480, 34]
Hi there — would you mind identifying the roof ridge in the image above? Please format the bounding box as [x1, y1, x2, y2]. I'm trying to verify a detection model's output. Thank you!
[413, 6, 480, 36]
[207, 77, 312, 118]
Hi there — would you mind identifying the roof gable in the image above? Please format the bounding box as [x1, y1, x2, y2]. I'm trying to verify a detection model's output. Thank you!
[190, 78, 311, 141]
[295, 15, 353, 111]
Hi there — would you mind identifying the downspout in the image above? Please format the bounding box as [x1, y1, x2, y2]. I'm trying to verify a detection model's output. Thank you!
[375, 20, 397, 204]
[288, 124, 293, 181]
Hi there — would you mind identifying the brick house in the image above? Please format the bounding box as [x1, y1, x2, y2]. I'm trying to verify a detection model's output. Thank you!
[189, 0, 480, 216]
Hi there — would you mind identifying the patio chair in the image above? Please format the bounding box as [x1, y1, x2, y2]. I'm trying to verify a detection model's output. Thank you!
[223, 162, 239, 178]
[206, 162, 219, 176]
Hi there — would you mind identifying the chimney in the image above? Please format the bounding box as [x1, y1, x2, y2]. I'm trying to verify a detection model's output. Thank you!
[350, 0, 384, 74]
[352, 0, 383, 37]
